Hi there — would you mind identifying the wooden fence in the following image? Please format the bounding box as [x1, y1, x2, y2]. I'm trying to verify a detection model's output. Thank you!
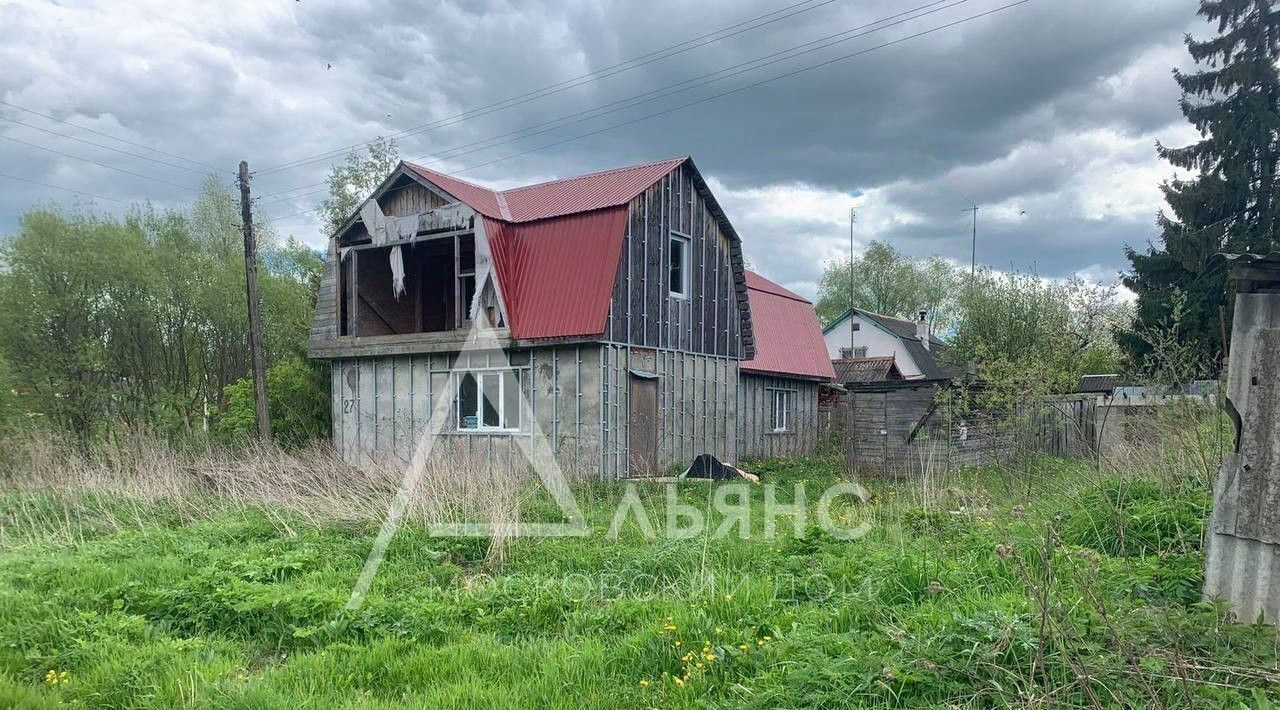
[843, 382, 1097, 478]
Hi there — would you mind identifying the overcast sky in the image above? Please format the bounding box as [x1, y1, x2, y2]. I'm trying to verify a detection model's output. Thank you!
[1, 0, 1204, 299]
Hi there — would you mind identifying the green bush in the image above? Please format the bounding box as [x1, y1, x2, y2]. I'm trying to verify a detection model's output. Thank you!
[217, 357, 329, 447]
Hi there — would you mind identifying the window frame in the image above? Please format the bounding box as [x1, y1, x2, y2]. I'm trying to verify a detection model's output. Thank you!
[853, 346, 869, 359]
[455, 367, 524, 433]
[769, 388, 793, 433]
[668, 232, 691, 299]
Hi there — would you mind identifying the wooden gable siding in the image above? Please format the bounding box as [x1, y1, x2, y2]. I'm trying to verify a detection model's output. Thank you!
[310, 243, 341, 346]
[378, 180, 449, 218]
[604, 163, 746, 357]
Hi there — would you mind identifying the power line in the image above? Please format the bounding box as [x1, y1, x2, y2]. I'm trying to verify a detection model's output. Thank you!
[259, 0, 968, 203]
[0, 134, 200, 192]
[266, 0, 1032, 223]
[0, 171, 134, 205]
[0, 99, 225, 173]
[256, 0, 848, 176]
[1, 115, 214, 176]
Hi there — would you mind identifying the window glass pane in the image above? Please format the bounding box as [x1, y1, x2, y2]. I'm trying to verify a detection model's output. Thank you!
[854, 347, 868, 358]
[458, 373, 478, 429]
[503, 370, 520, 430]
[772, 391, 789, 431]
[482, 373, 501, 427]
[669, 237, 685, 295]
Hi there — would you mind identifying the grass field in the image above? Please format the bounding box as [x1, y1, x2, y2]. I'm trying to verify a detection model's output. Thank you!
[1, 439, 1278, 708]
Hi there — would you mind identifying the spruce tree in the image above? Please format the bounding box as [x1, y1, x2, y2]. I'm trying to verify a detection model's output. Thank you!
[1122, 0, 1280, 372]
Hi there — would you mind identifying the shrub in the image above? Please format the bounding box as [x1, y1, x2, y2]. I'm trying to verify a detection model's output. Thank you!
[218, 357, 329, 447]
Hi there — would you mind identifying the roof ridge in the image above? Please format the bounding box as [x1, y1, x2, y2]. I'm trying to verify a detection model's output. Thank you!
[498, 156, 688, 196]
[402, 161, 499, 195]
[745, 270, 811, 304]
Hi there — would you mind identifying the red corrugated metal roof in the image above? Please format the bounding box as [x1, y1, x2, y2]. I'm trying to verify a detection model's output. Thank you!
[484, 207, 629, 340]
[740, 271, 834, 380]
[398, 158, 690, 341]
[404, 157, 686, 223]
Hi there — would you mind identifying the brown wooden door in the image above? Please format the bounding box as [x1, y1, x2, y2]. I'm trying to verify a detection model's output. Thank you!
[630, 374, 659, 477]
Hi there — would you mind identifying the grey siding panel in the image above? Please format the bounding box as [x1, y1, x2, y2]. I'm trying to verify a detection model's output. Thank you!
[597, 343, 739, 479]
[328, 345, 601, 476]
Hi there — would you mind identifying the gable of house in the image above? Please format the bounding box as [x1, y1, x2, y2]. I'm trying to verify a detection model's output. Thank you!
[310, 157, 754, 353]
[821, 308, 950, 381]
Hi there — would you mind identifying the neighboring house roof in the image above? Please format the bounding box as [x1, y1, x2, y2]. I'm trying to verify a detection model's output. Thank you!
[740, 271, 835, 380]
[1076, 374, 1129, 394]
[376, 157, 750, 345]
[822, 308, 947, 348]
[822, 307, 952, 381]
[833, 356, 902, 383]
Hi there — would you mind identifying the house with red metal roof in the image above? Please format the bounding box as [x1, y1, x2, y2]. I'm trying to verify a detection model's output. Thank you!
[308, 157, 831, 478]
[737, 271, 835, 459]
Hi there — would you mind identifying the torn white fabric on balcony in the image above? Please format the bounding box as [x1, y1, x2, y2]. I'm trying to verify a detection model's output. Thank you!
[389, 245, 406, 299]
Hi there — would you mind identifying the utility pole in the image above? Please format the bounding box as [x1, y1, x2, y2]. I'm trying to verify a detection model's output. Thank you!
[237, 160, 272, 439]
[849, 206, 856, 354]
[962, 204, 979, 276]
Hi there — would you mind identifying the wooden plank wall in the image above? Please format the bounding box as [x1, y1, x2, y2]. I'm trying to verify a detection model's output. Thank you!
[309, 244, 340, 346]
[378, 180, 448, 217]
[845, 387, 1100, 478]
[737, 374, 820, 460]
[599, 344, 738, 479]
[604, 164, 747, 358]
[330, 344, 602, 479]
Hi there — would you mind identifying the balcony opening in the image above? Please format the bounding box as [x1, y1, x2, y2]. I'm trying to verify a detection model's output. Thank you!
[341, 232, 479, 336]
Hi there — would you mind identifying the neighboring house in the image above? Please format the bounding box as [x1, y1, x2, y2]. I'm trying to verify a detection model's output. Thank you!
[822, 308, 950, 381]
[307, 156, 830, 478]
[737, 271, 836, 459]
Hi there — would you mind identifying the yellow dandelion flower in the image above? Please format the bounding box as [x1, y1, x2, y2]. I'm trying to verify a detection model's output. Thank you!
[674, 641, 681, 647]
[696, 662, 704, 669]
[739, 644, 749, 651]
[674, 677, 685, 686]
[715, 627, 722, 635]
[639, 679, 650, 687]
[757, 640, 765, 646]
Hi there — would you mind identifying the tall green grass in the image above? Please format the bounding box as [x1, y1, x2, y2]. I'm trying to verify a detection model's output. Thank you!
[0, 438, 1275, 707]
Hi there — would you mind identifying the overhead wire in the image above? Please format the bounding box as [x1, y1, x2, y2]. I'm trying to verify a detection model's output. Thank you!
[0, 134, 201, 192]
[257, 0, 968, 204]
[0, 171, 135, 205]
[265, 0, 1031, 222]
[0, 115, 216, 177]
[0, 99, 226, 173]
[255, 0, 849, 176]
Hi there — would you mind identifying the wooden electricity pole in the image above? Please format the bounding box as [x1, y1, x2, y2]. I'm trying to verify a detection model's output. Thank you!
[237, 160, 272, 439]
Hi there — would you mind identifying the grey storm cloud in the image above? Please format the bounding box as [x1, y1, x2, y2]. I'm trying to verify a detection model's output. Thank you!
[0, 0, 1206, 299]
